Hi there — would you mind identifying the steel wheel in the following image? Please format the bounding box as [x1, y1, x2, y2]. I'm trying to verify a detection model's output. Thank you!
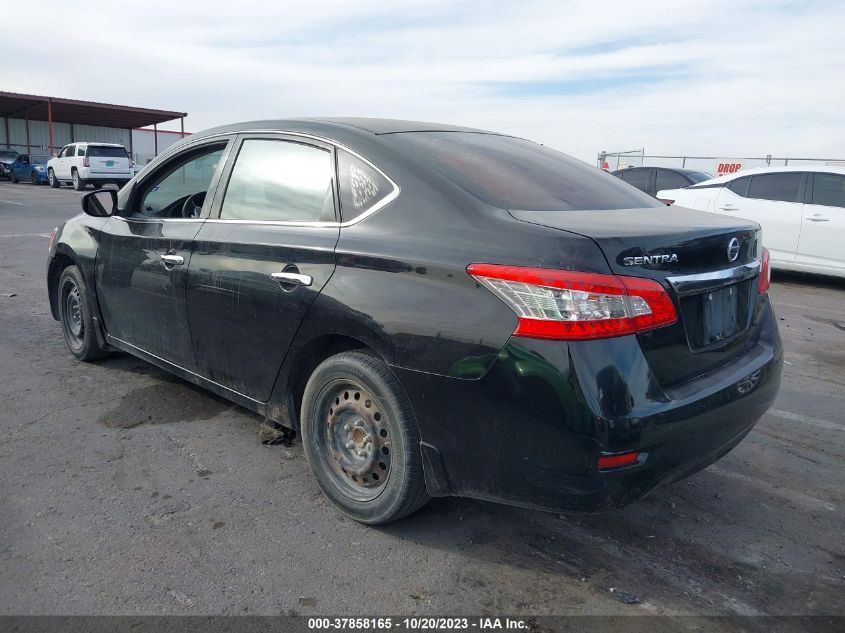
[61, 278, 85, 352]
[316, 380, 392, 502]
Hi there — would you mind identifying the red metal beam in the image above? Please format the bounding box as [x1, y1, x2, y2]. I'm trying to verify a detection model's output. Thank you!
[48, 98, 54, 154]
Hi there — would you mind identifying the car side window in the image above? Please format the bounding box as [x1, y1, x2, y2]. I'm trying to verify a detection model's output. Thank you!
[655, 169, 690, 191]
[77, 146, 86, 157]
[619, 168, 651, 191]
[728, 176, 750, 197]
[65, 146, 75, 158]
[747, 173, 802, 203]
[811, 173, 845, 208]
[137, 144, 226, 218]
[220, 139, 335, 223]
[337, 149, 396, 222]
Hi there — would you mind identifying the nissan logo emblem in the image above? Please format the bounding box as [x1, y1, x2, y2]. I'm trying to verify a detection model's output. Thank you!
[727, 237, 740, 262]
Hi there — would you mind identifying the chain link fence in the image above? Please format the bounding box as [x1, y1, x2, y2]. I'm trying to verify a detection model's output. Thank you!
[597, 150, 845, 176]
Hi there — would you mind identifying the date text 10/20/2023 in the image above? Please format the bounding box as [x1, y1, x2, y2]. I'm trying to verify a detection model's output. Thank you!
[307, 617, 529, 630]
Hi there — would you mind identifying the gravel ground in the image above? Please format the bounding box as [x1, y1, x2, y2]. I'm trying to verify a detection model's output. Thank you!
[1, 181, 843, 622]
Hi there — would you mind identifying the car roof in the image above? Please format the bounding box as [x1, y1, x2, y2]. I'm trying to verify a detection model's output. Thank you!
[695, 164, 845, 186]
[74, 142, 125, 147]
[198, 117, 495, 137]
[612, 166, 710, 175]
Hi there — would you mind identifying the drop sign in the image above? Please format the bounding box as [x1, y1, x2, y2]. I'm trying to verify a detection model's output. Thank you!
[717, 162, 742, 174]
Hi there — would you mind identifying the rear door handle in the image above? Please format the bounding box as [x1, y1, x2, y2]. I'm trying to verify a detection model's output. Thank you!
[719, 204, 738, 211]
[270, 271, 312, 286]
[160, 254, 185, 266]
[804, 214, 829, 222]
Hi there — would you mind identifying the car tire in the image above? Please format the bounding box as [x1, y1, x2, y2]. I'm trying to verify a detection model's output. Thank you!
[10, 172, 19, 183]
[31, 171, 40, 185]
[48, 169, 60, 188]
[71, 169, 86, 191]
[301, 350, 430, 525]
[57, 265, 105, 362]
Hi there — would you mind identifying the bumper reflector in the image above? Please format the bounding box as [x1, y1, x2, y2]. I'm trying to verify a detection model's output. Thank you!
[598, 451, 642, 471]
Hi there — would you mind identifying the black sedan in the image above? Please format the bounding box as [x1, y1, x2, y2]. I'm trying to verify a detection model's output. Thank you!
[47, 119, 782, 524]
[612, 166, 713, 199]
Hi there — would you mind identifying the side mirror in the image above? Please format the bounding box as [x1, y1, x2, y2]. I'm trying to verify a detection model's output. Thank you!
[81, 189, 117, 217]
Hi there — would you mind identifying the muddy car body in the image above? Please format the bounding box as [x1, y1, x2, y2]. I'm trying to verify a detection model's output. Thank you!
[47, 119, 783, 523]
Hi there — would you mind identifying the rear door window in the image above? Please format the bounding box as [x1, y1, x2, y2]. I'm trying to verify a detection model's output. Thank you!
[655, 169, 690, 191]
[386, 132, 661, 211]
[337, 149, 396, 222]
[747, 173, 803, 203]
[811, 173, 845, 208]
[220, 139, 335, 223]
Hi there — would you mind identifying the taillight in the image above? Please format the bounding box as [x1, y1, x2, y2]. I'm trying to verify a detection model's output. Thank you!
[467, 264, 677, 341]
[83, 157, 90, 167]
[758, 247, 771, 294]
[48, 226, 58, 251]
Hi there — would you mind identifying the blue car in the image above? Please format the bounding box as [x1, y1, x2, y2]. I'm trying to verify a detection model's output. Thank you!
[9, 154, 50, 184]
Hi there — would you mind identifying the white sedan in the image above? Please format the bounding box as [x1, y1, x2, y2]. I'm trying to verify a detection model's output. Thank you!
[657, 165, 845, 279]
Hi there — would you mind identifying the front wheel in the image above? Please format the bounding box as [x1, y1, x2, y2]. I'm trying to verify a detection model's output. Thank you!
[31, 171, 40, 184]
[10, 172, 18, 183]
[57, 265, 105, 361]
[48, 169, 60, 188]
[301, 351, 430, 524]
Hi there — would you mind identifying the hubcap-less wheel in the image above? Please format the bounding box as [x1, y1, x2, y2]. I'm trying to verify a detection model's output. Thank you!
[61, 280, 84, 351]
[318, 380, 392, 501]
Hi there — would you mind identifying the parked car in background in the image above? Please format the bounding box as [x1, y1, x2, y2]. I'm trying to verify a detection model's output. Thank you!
[47, 118, 781, 524]
[658, 165, 845, 279]
[9, 154, 50, 184]
[612, 166, 713, 199]
[0, 149, 19, 179]
[47, 142, 133, 190]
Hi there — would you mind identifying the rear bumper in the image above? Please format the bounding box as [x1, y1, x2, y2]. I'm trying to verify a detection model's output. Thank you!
[83, 170, 132, 180]
[395, 295, 782, 513]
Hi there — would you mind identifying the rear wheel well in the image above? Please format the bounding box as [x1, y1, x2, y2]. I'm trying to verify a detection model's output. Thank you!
[48, 253, 76, 319]
[287, 334, 370, 430]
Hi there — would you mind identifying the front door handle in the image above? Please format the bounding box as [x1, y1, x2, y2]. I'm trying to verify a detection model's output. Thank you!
[804, 214, 829, 222]
[719, 204, 738, 211]
[160, 254, 185, 266]
[270, 271, 312, 286]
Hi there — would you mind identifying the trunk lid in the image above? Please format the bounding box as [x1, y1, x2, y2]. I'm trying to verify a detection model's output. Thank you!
[510, 206, 763, 387]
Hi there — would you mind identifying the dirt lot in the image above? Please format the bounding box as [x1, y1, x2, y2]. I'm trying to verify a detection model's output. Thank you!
[1, 181, 843, 622]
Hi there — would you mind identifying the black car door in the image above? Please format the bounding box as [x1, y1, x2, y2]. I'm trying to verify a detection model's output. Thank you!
[95, 138, 233, 369]
[186, 134, 340, 401]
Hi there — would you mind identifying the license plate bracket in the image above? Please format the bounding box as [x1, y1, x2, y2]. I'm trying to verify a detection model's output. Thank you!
[702, 285, 739, 345]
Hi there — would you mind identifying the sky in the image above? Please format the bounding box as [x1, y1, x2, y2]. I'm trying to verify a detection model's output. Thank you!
[4, 0, 844, 162]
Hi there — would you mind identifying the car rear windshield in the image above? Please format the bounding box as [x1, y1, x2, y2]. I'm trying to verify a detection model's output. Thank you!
[88, 146, 128, 158]
[685, 171, 713, 183]
[385, 132, 662, 211]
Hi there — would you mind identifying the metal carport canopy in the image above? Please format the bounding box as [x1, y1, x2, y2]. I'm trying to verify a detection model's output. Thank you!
[0, 91, 186, 128]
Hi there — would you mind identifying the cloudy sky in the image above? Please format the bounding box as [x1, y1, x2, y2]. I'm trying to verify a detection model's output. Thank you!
[6, 0, 844, 162]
